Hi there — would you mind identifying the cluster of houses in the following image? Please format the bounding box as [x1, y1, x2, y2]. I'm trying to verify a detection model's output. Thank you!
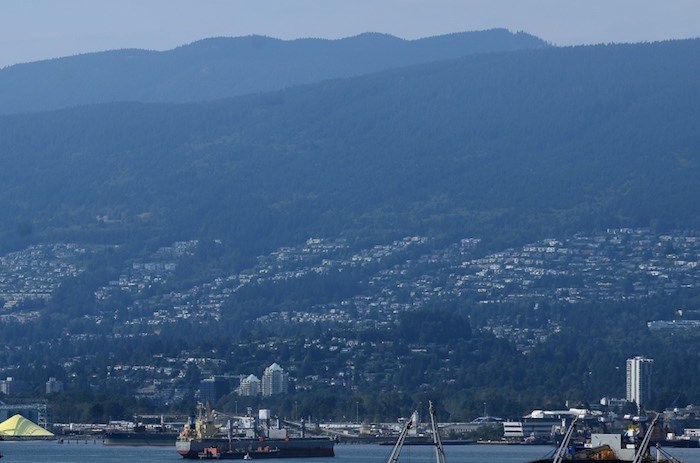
[0, 243, 89, 317]
[4, 230, 699, 337]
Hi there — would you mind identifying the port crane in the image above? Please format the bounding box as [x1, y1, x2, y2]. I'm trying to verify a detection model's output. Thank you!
[385, 401, 446, 463]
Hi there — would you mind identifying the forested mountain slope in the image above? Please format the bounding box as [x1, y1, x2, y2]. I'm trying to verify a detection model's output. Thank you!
[1, 39, 699, 258]
[0, 29, 547, 114]
[1, 38, 700, 418]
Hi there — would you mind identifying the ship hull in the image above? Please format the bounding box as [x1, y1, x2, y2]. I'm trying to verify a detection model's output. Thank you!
[104, 431, 179, 446]
[176, 437, 335, 460]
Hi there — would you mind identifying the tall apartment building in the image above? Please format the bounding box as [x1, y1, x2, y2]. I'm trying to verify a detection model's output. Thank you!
[0, 377, 27, 395]
[239, 374, 261, 396]
[262, 363, 288, 397]
[45, 377, 64, 394]
[626, 356, 653, 413]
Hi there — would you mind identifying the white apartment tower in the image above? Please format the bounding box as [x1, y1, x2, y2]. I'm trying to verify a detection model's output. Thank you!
[262, 363, 288, 397]
[626, 356, 653, 413]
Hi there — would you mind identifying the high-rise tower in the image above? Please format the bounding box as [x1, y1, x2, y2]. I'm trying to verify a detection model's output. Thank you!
[626, 356, 653, 413]
[262, 363, 288, 397]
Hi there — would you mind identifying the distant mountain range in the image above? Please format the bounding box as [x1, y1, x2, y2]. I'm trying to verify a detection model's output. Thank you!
[0, 29, 548, 114]
[1, 37, 699, 258]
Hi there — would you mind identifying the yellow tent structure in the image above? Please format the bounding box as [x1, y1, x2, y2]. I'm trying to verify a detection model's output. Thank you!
[0, 414, 53, 437]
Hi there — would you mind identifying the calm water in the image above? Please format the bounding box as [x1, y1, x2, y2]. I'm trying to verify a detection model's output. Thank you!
[1, 441, 699, 463]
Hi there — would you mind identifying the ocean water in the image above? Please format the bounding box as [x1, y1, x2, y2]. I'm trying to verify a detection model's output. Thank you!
[1, 441, 699, 463]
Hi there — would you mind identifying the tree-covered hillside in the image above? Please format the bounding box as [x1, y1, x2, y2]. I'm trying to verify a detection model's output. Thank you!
[0, 29, 547, 114]
[1, 39, 699, 258]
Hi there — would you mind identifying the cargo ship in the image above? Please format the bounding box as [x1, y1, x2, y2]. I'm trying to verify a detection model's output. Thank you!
[104, 424, 179, 446]
[176, 404, 335, 460]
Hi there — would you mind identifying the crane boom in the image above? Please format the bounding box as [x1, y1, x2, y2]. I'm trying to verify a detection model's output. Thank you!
[385, 412, 416, 463]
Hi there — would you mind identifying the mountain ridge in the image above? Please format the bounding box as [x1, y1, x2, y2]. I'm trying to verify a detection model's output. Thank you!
[0, 28, 548, 114]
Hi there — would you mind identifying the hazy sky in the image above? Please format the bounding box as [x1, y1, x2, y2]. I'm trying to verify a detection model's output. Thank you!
[1, 0, 699, 69]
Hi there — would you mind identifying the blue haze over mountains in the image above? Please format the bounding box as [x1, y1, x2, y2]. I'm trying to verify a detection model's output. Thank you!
[1, 35, 699, 255]
[1, 29, 700, 418]
[0, 29, 547, 114]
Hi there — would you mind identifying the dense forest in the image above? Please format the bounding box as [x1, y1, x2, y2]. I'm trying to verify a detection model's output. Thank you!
[1, 39, 700, 257]
[1, 36, 700, 422]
